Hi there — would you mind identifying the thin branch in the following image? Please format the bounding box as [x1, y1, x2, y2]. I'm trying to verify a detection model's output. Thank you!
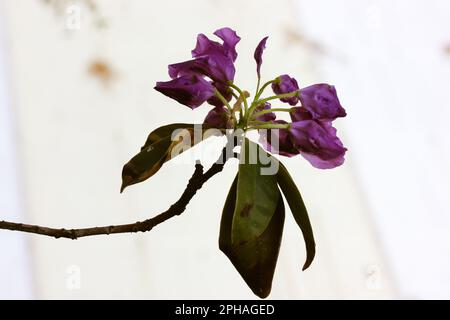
[0, 138, 238, 240]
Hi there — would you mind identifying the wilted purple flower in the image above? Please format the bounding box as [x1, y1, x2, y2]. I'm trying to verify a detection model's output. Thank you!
[154, 75, 215, 109]
[271, 75, 299, 106]
[203, 106, 233, 129]
[254, 102, 276, 122]
[259, 120, 299, 157]
[289, 120, 346, 169]
[299, 84, 346, 121]
[254, 36, 268, 78]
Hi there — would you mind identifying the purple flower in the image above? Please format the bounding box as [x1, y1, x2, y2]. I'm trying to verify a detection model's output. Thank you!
[254, 102, 276, 122]
[159, 28, 241, 109]
[271, 75, 300, 106]
[299, 84, 346, 121]
[154, 75, 215, 109]
[254, 36, 268, 78]
[289, 120, 346, 169]
[203, 106, 233, 129]
[259, 120, 299, 157]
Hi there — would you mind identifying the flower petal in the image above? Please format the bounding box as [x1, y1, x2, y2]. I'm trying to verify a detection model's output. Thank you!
[299, 84, 346, 121]
[213, 27, 241, 61]
[254, 102, 276, 122]
[154, 75, 215, 109]
[254, 36, 268, 78]
[259, 120, 299, 157]
[290, 106, 313, 122]
[289, 120, 346, 169]
[272, 75, 300, 106]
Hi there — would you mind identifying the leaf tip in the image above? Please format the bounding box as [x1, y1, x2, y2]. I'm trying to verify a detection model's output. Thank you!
[120, 175, 134, 193]
[301, 246, 316, 271]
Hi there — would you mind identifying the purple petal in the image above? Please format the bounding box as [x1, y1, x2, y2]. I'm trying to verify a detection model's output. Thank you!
[169, 56, 234, 84]
[168, 58, 208, 79]
[154, 75, 215, 109]
[271, 75, 300, 106]
[289, 120, 346, 169]
[192, 34, 223, 58]
[290, 106, 313, 122]
[254, 36, 268, 78]
[299, 84, 346, 121]
[203, 106, 233, 129]
[254, 102, 276, 122]
[213, 27, 241, 62]
[259, 120, 299, 157]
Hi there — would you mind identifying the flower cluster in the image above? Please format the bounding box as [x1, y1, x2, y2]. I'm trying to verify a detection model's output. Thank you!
[154, 27, 347, 169]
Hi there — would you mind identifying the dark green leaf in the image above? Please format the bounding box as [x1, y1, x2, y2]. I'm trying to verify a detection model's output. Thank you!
[231, 138, 280, 245]
[220, 174, 285, 298]
[121, 123, 219, 192]
[140, 123, 194, 151]
[277, 161, 315, 270]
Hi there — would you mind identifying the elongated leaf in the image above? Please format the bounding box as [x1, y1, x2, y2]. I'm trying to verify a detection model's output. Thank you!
[277, 161, 315, 270]
[121, 123, 218, 192]
[232, 138, 279, 245]
[220, 175, 285, 298]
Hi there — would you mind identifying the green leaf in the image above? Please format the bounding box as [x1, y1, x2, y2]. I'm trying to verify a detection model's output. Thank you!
[232, 138, 280, 245]
[121, 123, 219, 192]
[219, 174, 285, 298]
[276, 161, 315, 270]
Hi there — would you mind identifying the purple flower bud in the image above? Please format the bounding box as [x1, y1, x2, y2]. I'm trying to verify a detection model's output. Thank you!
[299, 84, 346, 121]
[254, 36, 268, 78]
[203, 106, 233, 129]
[289, 120, 346, 169]
[254, 102, 276, 122]
[154, 75, 215, 109]
[259, 120, 299, 157]
[271, 75, 300, 106]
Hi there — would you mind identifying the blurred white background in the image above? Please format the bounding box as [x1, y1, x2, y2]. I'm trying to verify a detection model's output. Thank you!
[0, 0, 449, 299]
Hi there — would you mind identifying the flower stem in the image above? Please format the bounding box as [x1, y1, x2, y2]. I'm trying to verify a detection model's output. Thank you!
[247, 78, 280, 122]
[251, 123, 290, 130]
[254, 78, 278, 103]
[255, 77, 261, 98]
[255, 90, 299, 106]
[251, 107, 291, 120]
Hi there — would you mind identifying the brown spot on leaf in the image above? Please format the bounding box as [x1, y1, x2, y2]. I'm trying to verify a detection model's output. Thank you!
[240, 203, 253, 218]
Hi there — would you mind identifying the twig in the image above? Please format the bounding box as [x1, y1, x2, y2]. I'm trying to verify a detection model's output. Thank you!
[0, 138, 238, 240]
